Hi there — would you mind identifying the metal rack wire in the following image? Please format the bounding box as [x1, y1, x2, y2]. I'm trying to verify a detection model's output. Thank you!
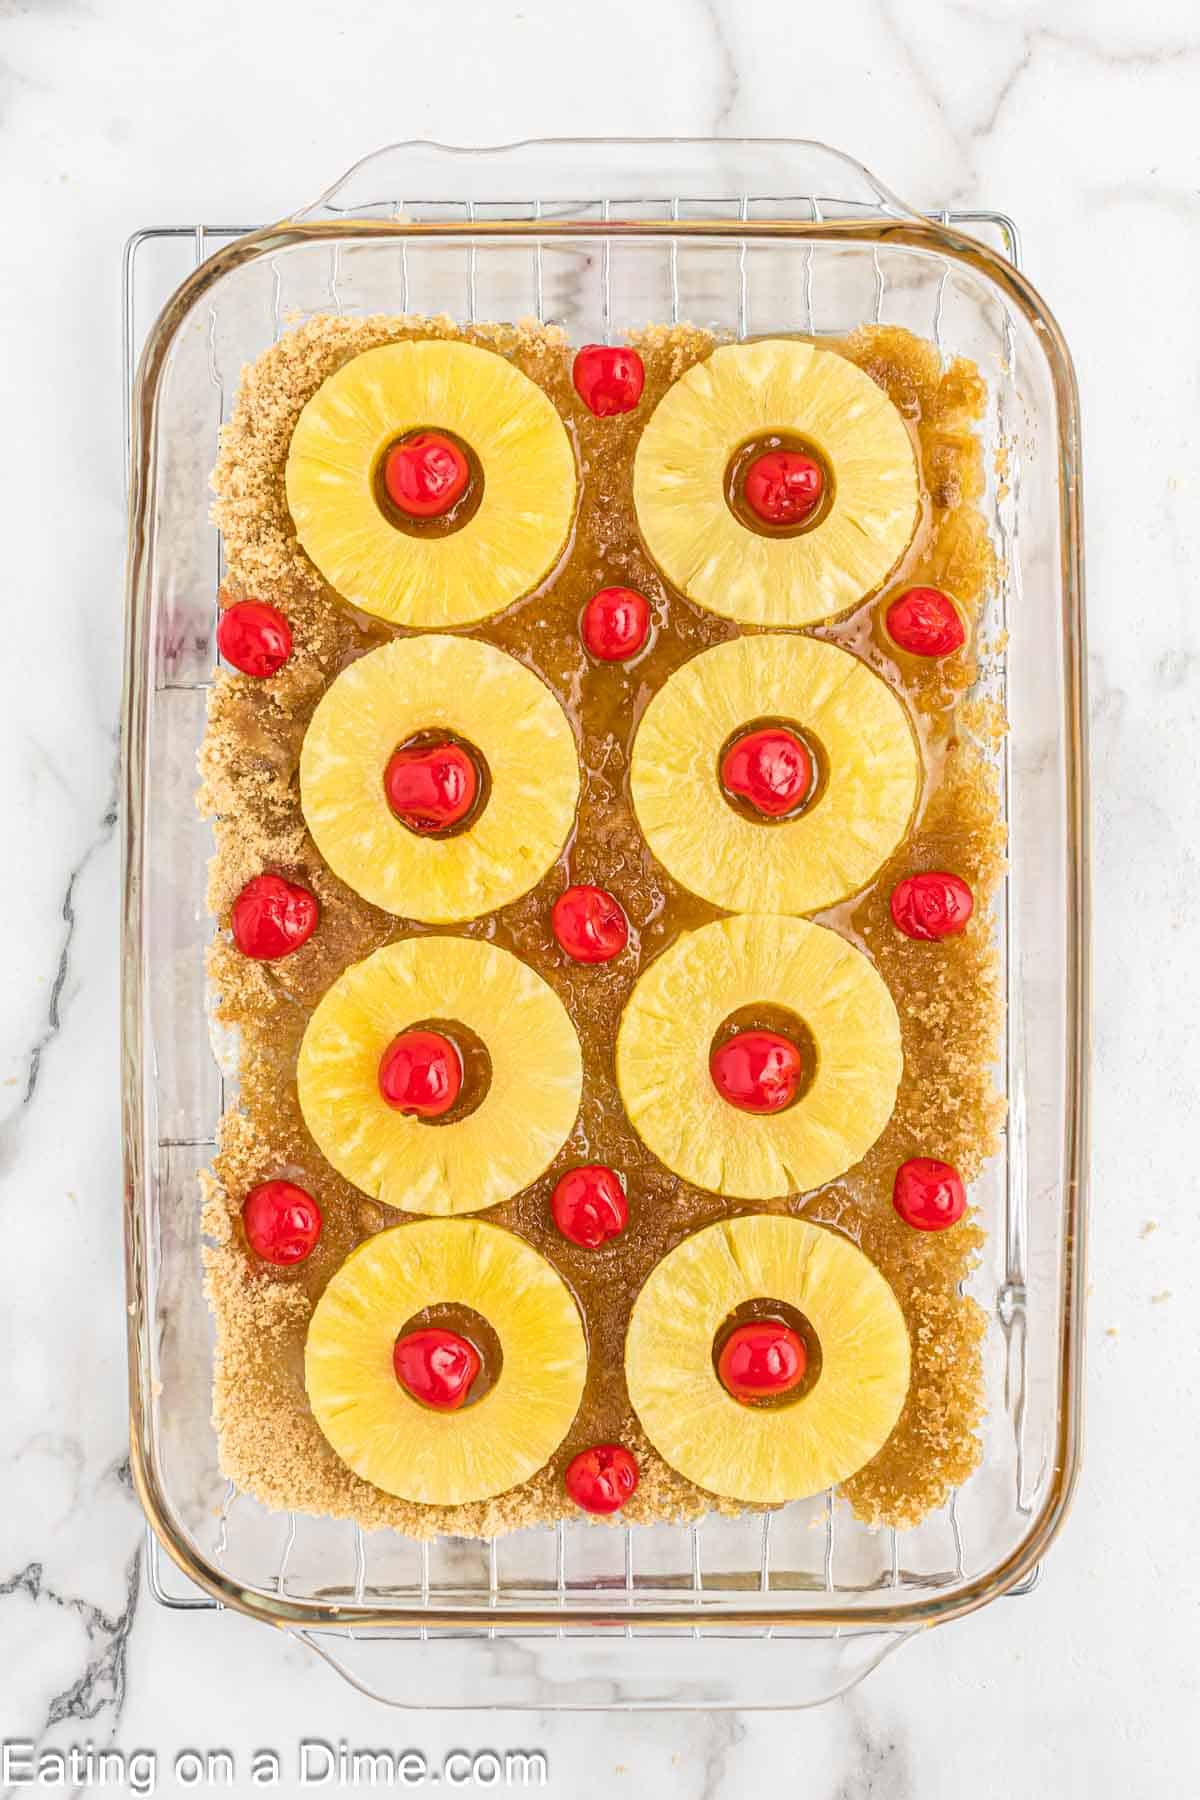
[126, 197, 1038, 1620]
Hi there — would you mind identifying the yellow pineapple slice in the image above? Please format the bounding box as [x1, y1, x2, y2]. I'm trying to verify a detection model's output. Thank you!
[286, 339, 576, 627]
[633, 339, 918, 624]
[298, 937, 581, 1213]
[300, 635, 579, 923]
[617, 915, 901, 1199]
[626, 1214, 910, 1503]
[306, 1219, 586, 1505]
[631, 634, 919, 915]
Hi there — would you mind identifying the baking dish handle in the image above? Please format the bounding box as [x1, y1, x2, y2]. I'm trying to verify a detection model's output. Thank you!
[291, 137, 926, 228]
[289, 1624, 916, 1711]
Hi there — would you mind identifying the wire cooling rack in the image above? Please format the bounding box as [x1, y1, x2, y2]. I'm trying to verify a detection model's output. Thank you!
[124, 197, 1038, 1618]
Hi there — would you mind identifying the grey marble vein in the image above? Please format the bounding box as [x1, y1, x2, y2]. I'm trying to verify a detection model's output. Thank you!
[2, 750, 117, 1132]
[830, 1692, 913, 1800]
[695, 1709, 746, 1800]
[867, 0, 1026, 204]
[0, 1547, 140, 1780]
[952, 8, 1200, 70]
[0, 0, 89, 17]
[695, 0, 741, 135]
[7, 1435, 86, 1514]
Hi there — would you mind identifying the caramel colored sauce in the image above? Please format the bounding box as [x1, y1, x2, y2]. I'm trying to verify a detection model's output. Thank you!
[200, 315, 1003, 1538]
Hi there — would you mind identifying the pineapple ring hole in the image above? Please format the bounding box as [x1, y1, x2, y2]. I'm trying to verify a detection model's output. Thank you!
[394, 1303, 503, 1409]
[389, 1017, 493, 1125]
[716, 719, 828, 826]
[385, 730, 492, 839]
[708, 1005, 819, 1108]
[724, 432, 836, 538]
[372, 428, 485, 538]
[711, 1298, 824, 1408]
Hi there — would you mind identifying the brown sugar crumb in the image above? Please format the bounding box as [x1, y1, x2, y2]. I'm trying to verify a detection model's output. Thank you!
[202, 313, 1004, 1539]
[842, 1288, 987, 1527]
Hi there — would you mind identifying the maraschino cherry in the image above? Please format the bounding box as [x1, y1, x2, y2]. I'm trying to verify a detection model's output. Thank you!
[551, 1165, 628, 1248]
[230, 873, 319, 960]
[217, 600, 293, 677]
[742, 449, 824, 527]
[890, 871, 974, 941]
[581, 586, 651, 662]
[383, 432, 470, 518]
[710, 1030, 803, 1114]
[551, 885, 629, 963]
[564, 1443, 640, 1514]
[721, 726, 814, 818]
[572, 345, 645, 417]
[718, 1321, 808, 1403]
[892, 1157, 967, 1231]
[385, 740, 479, 833]
[378, 1030, 463, 1118]
[885, 586, 966, 658]
[242, 1180, 322, 1266]
[393, 1327, 481, 1410]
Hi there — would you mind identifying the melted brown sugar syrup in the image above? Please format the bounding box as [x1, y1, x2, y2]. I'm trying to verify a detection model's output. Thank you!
[203, 317, 1004, 1533]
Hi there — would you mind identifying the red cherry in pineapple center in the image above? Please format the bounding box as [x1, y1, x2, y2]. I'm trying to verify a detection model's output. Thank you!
[721, 726, 814, 819]
[551, 1165, 629, 1249]
[743, 449, 825, 526]
[383, 431, 471, 518]
[242, 1180, 323, 1266]
[564, 1443, 640, 1514]
[572, 344, 645, 417]
[230, 872, 319, 961]
[385, 739, 479, 834]
[393, 1327, 481, 1410]
[718, 1320, 808, 1403]
[581, 586, 651, 661]
[378, 1029, 463, 1118]
[552, 884, 629, 963]
[710, 1028, 803, 1114]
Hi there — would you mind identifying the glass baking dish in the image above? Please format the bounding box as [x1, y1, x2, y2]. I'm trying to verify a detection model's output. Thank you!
[120, 138, 1089, 1709]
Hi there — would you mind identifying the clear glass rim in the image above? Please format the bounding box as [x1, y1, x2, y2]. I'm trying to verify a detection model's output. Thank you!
[294, 134, 920, 223]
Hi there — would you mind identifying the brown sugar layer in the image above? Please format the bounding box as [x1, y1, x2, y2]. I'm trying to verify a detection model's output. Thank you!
[201, 314, 1005, 1538]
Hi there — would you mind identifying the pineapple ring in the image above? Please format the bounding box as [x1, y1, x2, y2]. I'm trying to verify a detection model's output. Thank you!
[306, 1220, 587, 1505]
[617, 915, 901, 1200]
[286, 339, 576, 627]
[298, 937, 582, 1214]
[633, 339, 919, 625]
[300, 636, 579, 923]
[631, 634, 920, 915]
[626, 1214, 910, 1503]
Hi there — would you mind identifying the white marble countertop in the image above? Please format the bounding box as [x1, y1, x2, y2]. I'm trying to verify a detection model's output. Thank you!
[1, 0, 1196, 1792]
